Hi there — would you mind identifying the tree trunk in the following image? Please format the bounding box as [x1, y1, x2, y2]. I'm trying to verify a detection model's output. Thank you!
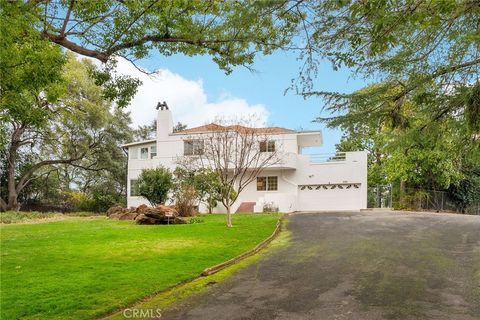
[5, 125, 25, 211]
[376, 185, 382, 208]
[226, 205, 232, 227]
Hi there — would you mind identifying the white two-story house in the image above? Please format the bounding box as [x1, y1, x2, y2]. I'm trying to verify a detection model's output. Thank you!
[122, 105, 367, 213]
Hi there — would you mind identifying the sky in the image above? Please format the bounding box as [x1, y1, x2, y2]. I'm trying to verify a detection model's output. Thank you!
[116, 50, 369, 153]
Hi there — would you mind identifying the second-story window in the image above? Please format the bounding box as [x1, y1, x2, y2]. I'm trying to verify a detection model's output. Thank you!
[150, 146, 157, 159]
[140, 147, 149, 159]
[260, 140, 275, 152]
[130, 147, 138, 159]
[184, 140, 204, 155]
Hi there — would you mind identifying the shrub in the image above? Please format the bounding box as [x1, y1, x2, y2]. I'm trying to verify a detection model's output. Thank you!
[263, 202, 279, 213]
[137, 167, 173, 206]
[174, 184, 198, 217]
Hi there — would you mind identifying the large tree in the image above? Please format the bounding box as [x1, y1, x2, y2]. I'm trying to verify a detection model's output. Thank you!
[331, 83, 479, 209]
[295, 1, 480, 131]
[0, 54, 132, 211]
[14, 0, 303, 93]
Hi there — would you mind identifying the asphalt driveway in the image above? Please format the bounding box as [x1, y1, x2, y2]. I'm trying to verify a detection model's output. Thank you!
[162, 211, 480, 320]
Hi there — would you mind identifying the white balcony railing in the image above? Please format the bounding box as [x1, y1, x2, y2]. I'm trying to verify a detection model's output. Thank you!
[308, 152, 347, 164]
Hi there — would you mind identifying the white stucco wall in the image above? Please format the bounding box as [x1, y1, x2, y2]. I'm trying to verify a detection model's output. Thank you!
[124, 109, 368, 212]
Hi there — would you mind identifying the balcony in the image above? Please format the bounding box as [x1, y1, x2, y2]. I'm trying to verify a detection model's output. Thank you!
[263, 152, 297, 170]
[308, 152, 347, 164]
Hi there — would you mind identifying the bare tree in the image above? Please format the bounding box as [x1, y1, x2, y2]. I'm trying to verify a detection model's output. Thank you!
[178, 117, 282, 227]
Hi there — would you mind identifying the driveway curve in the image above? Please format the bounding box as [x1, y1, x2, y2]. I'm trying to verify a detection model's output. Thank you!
[162, 211, 480, 320]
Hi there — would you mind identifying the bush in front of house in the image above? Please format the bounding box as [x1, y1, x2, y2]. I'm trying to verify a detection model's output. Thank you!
[263, 202, 279, 213]
[137, 167, 173, 206]
[173, 184, 198, 217]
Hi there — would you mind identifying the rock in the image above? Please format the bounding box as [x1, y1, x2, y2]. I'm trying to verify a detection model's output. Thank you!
[135, 204, 149, 214]
[108, 204, 183, 224]
[135, 214, 160, 225]
[173, 217, 188, 224]
[118, 210, 139, 220]
[106, 206, 125, 217]
[144, 209, 164, 220]
[135, 207, 183, 225]
[155, 205, 179, 217]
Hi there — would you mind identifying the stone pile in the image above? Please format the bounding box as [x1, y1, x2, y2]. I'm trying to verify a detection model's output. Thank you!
[106, 204, 187, 225]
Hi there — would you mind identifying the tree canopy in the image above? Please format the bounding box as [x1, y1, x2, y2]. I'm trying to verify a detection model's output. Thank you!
[26, 1, 301, 70]
[295, 1, 479, 132]
[0, 53, 133, 211]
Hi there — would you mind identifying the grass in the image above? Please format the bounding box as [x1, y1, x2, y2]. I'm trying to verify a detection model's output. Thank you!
[0, 211, 102, 224]
[0, 213, 280, 320]
[107, 217, 291, 319]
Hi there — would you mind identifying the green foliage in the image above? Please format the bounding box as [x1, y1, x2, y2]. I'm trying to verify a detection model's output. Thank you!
[173, 184, 198, 217]
[89, 60, 142, 109]
[299, 1, 479, 132]
[0, 2, 66, 128]
[34, 1, 299, 70]
[63, 190, 125, 213]
[174, 168, 223, 213]
[1, 52, 133, 211]
[17, 0, 303, 102]
[0, 211, 63, 224]
[133, 120, 157, 141]
[332, 83, 479, 209]
[173, 122, 188, 133]
[447, 163, 480, 213]
[0, 214, 280, 319]
[137, 167, 173, 206]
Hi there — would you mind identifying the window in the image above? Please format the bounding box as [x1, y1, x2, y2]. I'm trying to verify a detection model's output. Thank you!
[184, 140, 204, 155]
[257, 176, 278, 191]
[130, 179, 140, 196]
[130, 147, 138, 159]
[140, 147, 148, 159]
[150, 145, 157, 159]
[260, 140, 275, 152]
[257, 177, 267, 191]
[267, 176, 278, 191]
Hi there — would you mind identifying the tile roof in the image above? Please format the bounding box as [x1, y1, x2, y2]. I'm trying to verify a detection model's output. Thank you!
[174, 123, 294, 135]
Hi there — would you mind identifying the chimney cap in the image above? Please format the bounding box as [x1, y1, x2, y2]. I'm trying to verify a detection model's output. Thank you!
[156, 101, 169, 110]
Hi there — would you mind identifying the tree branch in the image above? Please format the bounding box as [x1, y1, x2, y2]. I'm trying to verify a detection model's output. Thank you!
[60, 0, 75, 37]
[41, 31, 108, 62]
[15, 153, 87, 194]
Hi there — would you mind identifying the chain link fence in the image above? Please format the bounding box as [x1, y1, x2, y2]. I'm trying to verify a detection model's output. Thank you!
[368, 186, 480, 215]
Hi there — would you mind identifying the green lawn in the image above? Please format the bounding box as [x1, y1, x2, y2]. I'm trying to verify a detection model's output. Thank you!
[0, 213, 280, 320]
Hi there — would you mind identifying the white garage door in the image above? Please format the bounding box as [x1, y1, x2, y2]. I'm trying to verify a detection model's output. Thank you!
[297, 184, 363, 211]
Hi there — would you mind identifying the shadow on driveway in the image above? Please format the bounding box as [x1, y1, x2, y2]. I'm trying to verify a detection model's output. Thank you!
[162, 211, 480, 320]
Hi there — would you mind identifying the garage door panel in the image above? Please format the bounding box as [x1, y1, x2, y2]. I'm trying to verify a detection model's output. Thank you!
[297, 187, 363, 211]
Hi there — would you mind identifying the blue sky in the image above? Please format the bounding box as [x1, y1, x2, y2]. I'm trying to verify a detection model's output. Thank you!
[124, 50, 369, 153]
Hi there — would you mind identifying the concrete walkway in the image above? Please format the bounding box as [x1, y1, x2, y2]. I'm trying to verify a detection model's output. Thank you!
[162, 211, 480, 320]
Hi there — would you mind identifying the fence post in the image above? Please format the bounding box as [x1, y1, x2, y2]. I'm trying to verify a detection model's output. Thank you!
[441, 192, 444, 211]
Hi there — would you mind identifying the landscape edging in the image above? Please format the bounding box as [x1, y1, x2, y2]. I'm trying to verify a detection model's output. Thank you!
[201, 214, 284, 276]
[101, 214, 285, 319]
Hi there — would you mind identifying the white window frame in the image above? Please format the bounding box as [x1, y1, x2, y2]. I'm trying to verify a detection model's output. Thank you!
[140, 147, 149, 159]
[184, 139, 204, 156]
[130, 147, 138, 159]
[130, 179, 140, 196]
[257, 176, 278, 191]
[150, 145, 157, 159]
[260, 140, 275, 152]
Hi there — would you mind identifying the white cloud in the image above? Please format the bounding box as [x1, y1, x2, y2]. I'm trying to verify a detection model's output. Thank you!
[113, 58, 269, 128]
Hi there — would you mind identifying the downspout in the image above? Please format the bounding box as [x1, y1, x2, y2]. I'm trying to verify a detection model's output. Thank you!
[122, 146, 128, 206]
[281, 169, 297, 212]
